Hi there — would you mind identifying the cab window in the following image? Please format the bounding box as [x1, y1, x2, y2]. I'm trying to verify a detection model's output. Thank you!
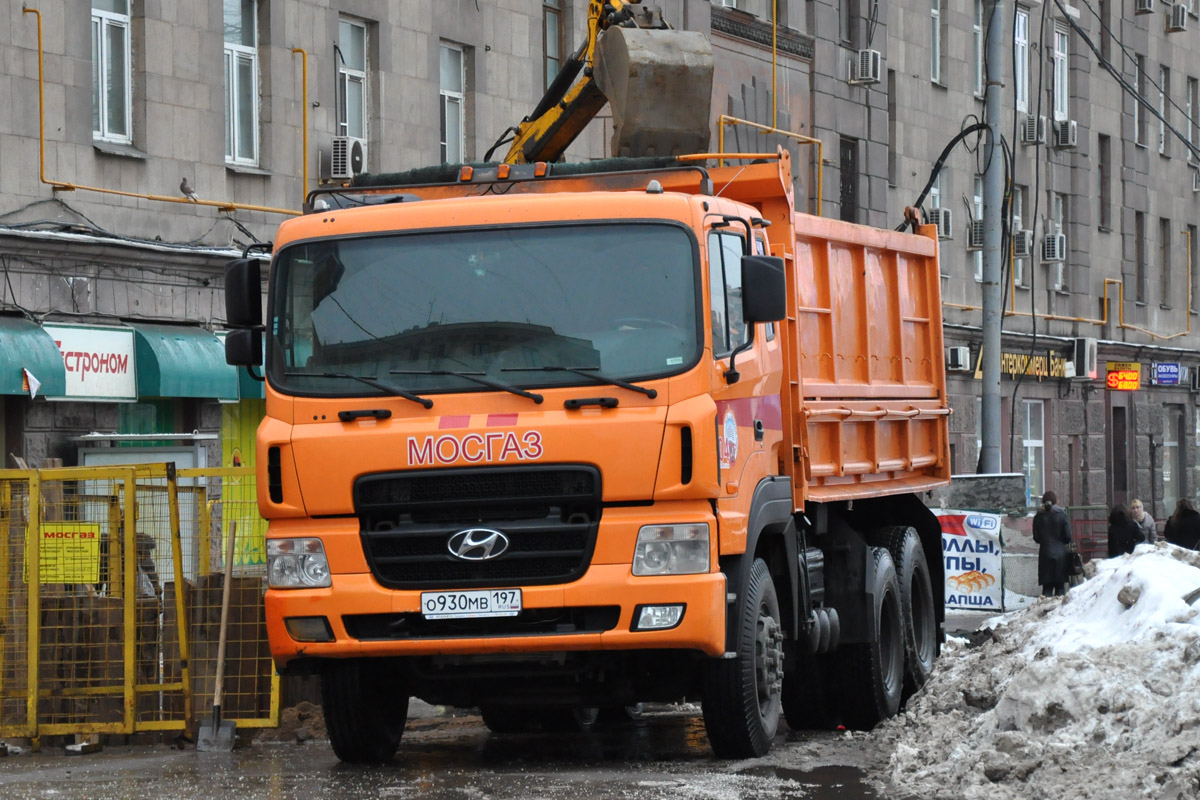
[708, 231, 747, 356]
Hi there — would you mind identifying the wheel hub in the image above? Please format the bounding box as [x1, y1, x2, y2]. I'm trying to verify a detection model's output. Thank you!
[755, 613, 784, 706]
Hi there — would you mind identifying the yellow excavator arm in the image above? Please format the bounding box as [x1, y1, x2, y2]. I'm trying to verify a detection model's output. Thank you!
[486, 0, 714, 165]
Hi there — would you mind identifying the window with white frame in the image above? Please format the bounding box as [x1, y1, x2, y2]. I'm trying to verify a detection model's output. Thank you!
[440, 43, 465, 164]
[1015, 9, 1029, 112]
[973, 0, 984, 96]
[973, 175, 983, 281]
[92, 0, 131, 143]
[1188, 77, 1197, 162]
[544, 1, 562, 91]
[931, 0, 942, 84]
[1012, 184, 1027, 285]
[337, 19, 367, 141]
[1160, 66, 1170, 155]
[1023, 399, 1045, 501]
[224, 0, 258, 165]
[1052, 26, 1069, 121]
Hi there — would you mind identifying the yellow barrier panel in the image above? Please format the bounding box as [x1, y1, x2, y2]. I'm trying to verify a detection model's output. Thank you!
[0, 464, 277, 740]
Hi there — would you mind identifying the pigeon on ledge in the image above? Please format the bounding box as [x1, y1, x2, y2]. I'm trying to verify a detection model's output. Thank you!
[180, 177, 199, 202]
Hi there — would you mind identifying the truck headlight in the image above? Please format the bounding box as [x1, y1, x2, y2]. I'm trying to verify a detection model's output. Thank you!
[632, 524, 709, 576]
[268, 538, 332, 588]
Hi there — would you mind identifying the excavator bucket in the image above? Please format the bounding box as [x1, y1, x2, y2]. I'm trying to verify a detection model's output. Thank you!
[594, 27, 715, 159]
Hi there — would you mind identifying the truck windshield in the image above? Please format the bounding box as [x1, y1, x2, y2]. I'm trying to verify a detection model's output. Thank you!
[269, 223, 700, 396]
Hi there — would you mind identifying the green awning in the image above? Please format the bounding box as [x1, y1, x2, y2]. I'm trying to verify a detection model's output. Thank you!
[0, 317, 67, 397]
[128, 323, 239, 400]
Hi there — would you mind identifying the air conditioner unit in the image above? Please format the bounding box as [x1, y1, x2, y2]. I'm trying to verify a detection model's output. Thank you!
[928, 208, 952, 240]
[967, 218, 985, 250]
[331, 135, 367, 180]
[1013, 229, 1035, 258]
[1135, 0, 1155, 14]
[1168, 3, 1189, 30]
[1191, 0, 1199, 16]
[947, 346, 971, 371]
[1043, 232, 1066, 262]
[1013, 258, 1027, 288]
[1053, 119, 1078, 149]
[1071, 337, 1098, 380]
[1021, 114, 1047, 145]
[1050, 261, 1066, 290]
[848, 49, 882, 85]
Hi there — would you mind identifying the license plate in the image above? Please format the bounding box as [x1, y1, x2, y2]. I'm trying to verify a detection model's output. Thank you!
[420, 588, 522, 620]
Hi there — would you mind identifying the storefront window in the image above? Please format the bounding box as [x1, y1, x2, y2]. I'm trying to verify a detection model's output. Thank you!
[1023, 399, 1044, 503]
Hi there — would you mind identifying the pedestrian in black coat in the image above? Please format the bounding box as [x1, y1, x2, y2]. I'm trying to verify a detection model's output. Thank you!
[1107, 503, 1142, 557]
[1165, 499, 1200, 550]
[1032, 490, 1073, 597]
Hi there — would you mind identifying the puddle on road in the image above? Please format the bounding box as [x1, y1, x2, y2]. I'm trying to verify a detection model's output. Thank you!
[741, 765, 881, 799]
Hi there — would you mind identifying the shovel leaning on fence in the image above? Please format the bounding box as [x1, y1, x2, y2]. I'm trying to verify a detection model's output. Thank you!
[197, 521, 238, 751]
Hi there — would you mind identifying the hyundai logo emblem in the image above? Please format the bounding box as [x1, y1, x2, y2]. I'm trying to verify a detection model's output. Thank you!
[447, 528, 510, 561]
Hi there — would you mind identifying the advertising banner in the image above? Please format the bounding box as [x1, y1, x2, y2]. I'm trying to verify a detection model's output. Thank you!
[935, 510, 1004, 611]
[44, 324, 137, 401]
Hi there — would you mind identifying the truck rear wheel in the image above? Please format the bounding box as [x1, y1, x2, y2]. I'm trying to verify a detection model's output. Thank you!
[321, 659, 409, 763]
[701, 557, 783, 758]
[870, 526, 938, 699]
[838, 547, 904, 730]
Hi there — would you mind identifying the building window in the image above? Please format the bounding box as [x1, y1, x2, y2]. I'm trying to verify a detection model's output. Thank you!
[224, 0, 258, 165]
[1164, 406, 1185, 513]
[543, 1, 562, 91]
[1136, 211, 1147, 303]
[839, 137, 859, 223]
[440, 43, 465, 164]
[930, 0, 942, 84]
[1160, 66, 1170, 156]
[1012, 185, 1027, 286]
[1188, 77, 1198, 162]
[1098, 134, 1111, 229]
[92, 0, 131, 144]
[1052, 26, 1069, 122]
[337, 19, 367, 141]
[887, 70, 897, 185]
[1015, 8, 1029, 113]
[972, 0, 984, 96]
[1162, 218, 1173, 307]
[973, 176, 983, 282]
[1191, 224, 1199, 312]
[1135, 56, 1146, 147]
[1052, 193, 1067, 290]
[840, 0, 857, 45]
[1023, 399, 1045, 502]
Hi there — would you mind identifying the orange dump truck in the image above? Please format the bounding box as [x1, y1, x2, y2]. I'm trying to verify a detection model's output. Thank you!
[224, 149, 950, 762]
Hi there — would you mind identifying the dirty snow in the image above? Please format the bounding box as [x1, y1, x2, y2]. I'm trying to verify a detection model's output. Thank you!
[874, 542, 1200, 800]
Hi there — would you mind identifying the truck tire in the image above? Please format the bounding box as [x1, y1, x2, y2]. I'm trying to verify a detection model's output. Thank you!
[321, 659, 409, 763]
[838, 547, 904, 730]
[870, 525, 938, 699]
[781, 651, 840, 731]
[701, 557, 783, 758]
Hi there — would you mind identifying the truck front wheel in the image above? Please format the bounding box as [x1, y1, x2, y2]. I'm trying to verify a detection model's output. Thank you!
[701, 557, 783, 758]
[321, 659, 409, 763]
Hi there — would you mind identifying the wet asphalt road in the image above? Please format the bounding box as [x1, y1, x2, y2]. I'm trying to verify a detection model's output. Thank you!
[0, 704, 892, 800]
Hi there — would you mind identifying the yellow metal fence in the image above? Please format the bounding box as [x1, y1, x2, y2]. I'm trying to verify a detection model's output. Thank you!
[0, 464, 278, 740]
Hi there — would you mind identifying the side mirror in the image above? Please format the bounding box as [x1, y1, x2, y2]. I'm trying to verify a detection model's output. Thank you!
[740, 255, 786, 323]
[225, 328, 263, 367]
[225, 258, 263, 327]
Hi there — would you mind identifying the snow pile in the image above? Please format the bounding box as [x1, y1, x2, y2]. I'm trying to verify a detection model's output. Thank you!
[875, 543, 1200, 800]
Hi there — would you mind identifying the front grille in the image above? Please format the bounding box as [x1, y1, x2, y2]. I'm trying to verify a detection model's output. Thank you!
[343, 606, 621, 640]
[354, 465, 602, 589]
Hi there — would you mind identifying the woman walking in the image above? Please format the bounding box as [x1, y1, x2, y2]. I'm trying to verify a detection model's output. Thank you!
[1032, 490, 1073, 597]
[1164, 498, 1200, 550]
[1107, 503, 1142, 557]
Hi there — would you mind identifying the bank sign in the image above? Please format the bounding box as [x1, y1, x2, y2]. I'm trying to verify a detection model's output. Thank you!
[935, 510, 1004, 611]
[44, 324, 137, 401]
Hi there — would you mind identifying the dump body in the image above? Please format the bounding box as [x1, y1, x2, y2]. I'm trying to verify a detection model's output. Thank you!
[234, 150, 950, 761]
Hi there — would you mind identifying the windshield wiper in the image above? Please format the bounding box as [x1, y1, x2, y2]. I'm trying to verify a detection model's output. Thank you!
[285, 371, 433, 408]
[390, 369, 544, 404]
[501, 366, 657, 399]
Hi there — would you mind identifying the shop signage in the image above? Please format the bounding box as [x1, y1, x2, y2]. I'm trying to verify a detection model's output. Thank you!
[1152, 362, 1182, 386]
[1105, 361, 1142, 391]
[935, 510, 1003, 610]
[44, 324, 137, 401]
[973, 347, 1068, 381]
